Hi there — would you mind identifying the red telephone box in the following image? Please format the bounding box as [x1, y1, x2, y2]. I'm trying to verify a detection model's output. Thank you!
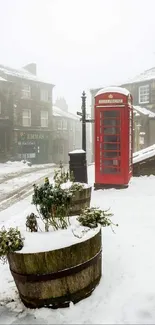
[94, 86, 133, 189]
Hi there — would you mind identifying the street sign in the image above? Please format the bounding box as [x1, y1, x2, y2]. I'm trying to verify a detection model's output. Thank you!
[77, 111, 82, 116]
[85, 119, 95, 123]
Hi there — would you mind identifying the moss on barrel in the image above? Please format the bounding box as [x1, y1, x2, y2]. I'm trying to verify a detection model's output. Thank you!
[69, 186, 92, 216]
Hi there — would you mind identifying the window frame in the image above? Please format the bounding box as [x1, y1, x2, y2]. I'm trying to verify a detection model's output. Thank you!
[22, 84, 31, 99]
[139, 84, 149, 104]
[40, 89, 49, 102]
[41, 110, 48, 127]
[22, 109, 31, 127]
[57, 119, 63, 130]
[63, 119, 68, 130]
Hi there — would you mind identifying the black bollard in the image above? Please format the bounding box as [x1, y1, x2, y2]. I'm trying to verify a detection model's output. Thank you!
[68, 149, 88, 183]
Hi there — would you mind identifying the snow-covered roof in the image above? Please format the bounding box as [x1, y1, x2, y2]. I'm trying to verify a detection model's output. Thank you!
[133, 110, 140, 117]
[0, 76, 7, 82]
[133, 144, 155, 164]
[133, 105, 155, 118]
[95, 86, 130, 97]
[53, 105, 80, 120]
[124, 67, 155, 85]
[0, 65, 54, 85]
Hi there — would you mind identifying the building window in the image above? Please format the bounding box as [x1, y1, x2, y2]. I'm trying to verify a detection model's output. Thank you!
[54, 120, 57, 130]
[41, 110, 48, 127]
[13, 108, 17, 124]
[70, 122, 73, 131]
[57, 119, 62, 130]
[40, 89, 49, 102]
[59, 144, 64, 154]
[22, 84, 31, 99]
[139, 85, 149, 104]
[22, 109, 31, 127]
[63, 119, 67, 130]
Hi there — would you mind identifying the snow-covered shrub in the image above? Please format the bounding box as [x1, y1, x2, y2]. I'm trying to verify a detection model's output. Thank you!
[53, 162, 74, 187]
[32, 178, 72, 231]
[78, 207, 118, 231]
[0, 227, 24, 263]
[26, 213, 38, 232]
[30, 164, 85, 232]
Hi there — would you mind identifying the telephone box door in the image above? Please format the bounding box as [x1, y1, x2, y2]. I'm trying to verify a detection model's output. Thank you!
[95, 108, 125, 184]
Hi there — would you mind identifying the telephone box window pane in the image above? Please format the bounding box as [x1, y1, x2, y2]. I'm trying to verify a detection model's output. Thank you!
[102, 159, 120, 167]
[102, 111, 120, 118]
[103, 135, 120, 143]
[102, 119, 120, 126]
[101, 126, 120, 134]
[113, 159, 120, 166]
[103, 151, 120, 158]
[100, 159, 120, 166]
[100, 139, 120, 149]
[104, 127, 120, 135]
[103, 143, 120, 150]
[103, 159, 116, 166]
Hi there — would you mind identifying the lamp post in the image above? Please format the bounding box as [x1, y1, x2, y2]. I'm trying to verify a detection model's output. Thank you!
[68, 91, 94, 184]
[81, 91, 86, 152]
[77, 91, 94, 154]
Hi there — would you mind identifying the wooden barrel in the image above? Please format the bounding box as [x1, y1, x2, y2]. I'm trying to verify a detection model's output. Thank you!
[8, 228, 102, 309]
[69, 186, 92, 216]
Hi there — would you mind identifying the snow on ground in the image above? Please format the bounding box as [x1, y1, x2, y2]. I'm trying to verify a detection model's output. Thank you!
[0, 161, 35, 175]
[0, 167, 56, 202]
[0, 161, 31, 174]
[1, 166, 155, 324]
[0, 160, 55, 179]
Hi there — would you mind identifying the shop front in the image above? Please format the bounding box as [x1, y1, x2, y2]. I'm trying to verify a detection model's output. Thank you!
[0, 119, 12, 162]
[14, 130, 50, 164]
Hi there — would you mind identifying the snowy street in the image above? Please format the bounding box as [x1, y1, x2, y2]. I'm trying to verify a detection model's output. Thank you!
[0, 161, 67, 212]
[0, 167, 57, 212]
[1, 165, 155, 324]
[0, 161, 56, 183]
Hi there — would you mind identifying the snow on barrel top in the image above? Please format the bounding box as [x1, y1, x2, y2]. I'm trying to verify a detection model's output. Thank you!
[95, 86, 130, 97]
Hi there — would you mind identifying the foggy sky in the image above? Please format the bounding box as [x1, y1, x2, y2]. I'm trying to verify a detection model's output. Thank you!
[0, 0, 155, 113]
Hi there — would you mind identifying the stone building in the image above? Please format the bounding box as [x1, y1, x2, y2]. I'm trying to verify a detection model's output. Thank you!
[52, 104, 81, 164]
[0, 63, 54, 163]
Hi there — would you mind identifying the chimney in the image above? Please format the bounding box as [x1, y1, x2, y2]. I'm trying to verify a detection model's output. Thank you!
[23, 63, 37, 75]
